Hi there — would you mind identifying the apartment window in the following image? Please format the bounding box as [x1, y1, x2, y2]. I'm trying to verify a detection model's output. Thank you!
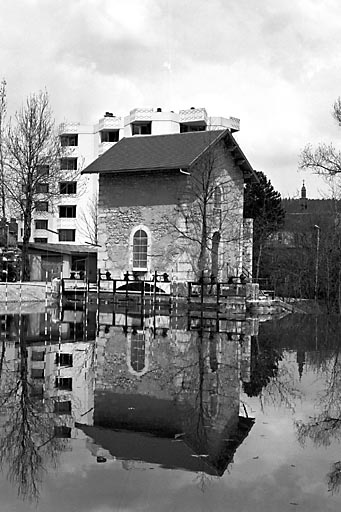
[31, 350, 45, 361]
[54, 401, 72, 415]
[36, 183, 49, 193]
[59, 229, 76, 242]
[31, 369, 44, 379]
[55, 377, 72, 391]
[180, 123, 206, 133]
[59, 205, 76, 218]
[131, 122, 151, 135]
[59, 181, 77, 194]
[133, 229, 148, 269]
[60, 134, 78, 146]
[54, 426, 71, 438]
[34, 238, 48, 244]
[60, 158, 77, 171]
[35, 201, 48, 212]
[100, 130, 119, 143]
[35, 219, 48, 230]
[36, 164, 49, 177]
[30, 384, 44, 398]
[55, 353, 73, 367]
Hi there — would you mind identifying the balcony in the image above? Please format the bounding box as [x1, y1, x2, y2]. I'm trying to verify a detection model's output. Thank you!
[209, 116, 240, 132]
[179, 108, 208, 124]
[59, 122, 81, 135]
[128, 108, 154, 123]
[98, 116, 123, 131]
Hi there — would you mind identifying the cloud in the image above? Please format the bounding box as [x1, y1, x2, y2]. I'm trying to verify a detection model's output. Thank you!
[1, 0, 341, 196]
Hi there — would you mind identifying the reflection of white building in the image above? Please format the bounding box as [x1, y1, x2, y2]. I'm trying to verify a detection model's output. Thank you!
[28, 340, 95, 438]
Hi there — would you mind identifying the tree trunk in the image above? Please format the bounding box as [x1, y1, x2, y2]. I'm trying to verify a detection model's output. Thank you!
[21, 212, 32, 281]
[197, 201, 208, 277]
[255, 243, 263, 282]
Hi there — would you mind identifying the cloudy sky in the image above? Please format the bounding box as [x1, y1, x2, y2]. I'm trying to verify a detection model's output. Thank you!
[1, 0, 341, 198]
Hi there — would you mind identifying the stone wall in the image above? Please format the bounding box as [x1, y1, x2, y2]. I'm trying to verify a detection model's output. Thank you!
[97, 139, 245, 281]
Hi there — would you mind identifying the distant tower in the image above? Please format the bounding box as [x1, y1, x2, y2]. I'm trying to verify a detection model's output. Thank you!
[297, 350, 305, 380]
[300, 181, 307, 211]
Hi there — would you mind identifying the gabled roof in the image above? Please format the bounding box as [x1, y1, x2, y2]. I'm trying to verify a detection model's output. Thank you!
[82, 129, 256, 179]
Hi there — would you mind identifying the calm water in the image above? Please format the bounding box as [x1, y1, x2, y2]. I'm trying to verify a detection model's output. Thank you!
[0, 306, 341, 512]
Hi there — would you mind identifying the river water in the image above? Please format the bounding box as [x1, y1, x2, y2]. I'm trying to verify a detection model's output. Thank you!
[0, 306, 341, 512]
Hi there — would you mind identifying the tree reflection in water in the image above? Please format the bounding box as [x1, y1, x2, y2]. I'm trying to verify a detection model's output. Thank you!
[0, 315, 68, 502]
[295, 344, 341, 494]
[261, 314, 341, 495]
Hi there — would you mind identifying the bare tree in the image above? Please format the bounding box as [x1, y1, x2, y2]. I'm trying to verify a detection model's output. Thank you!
[0, 79, 7, 238]
[4, 90, 77, 280]
[78, 191, 99, 246]
[299, 97, 341, 181]
[173, 135, 244, 281]
[0, 321, 68, 501]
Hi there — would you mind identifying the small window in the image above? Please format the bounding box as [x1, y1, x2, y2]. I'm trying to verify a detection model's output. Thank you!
[30, 383, 44, 398]
[54, 401, 72, 415]
[60, 158, 77, 171]
[35, 219, 48, 230]
[36, 164, 49, 177]
[55, 377, 72, 391]
[100, 130, 119, 143]
[60, 181, 77, 194]
[59, 205, 76, 218]
[35, 201, 48, 212]
[60, 134, 78, 146]
[36, 183, 49, 194]
[54, 426, 71, 438]
[31, 368, 44, 379]
[133, 229, 148, 269]
[55, 353, 73, 367]
[31, 350, 45, 361]
[131, 122, 151, 135]
[59, 229, 76, 242]
[180, 123, 206, 133]
[34, 238, 48, 244]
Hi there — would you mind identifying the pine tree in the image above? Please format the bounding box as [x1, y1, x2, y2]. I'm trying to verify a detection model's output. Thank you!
[244, 170, 285, 280]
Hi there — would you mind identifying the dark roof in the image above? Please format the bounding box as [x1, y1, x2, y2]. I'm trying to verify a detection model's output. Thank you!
[82, 130, 256, 179]
[21, 243, 97, 255]
[75, 390, 255, 476]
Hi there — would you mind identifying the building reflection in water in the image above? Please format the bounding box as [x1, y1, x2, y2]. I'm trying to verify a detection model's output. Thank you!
[0, 304, 257, 500]
[78, 308, 257, 477]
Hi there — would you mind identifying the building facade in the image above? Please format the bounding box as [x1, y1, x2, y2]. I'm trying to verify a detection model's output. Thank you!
[84, 128, 256, 282]
[19, 107, 247, 280]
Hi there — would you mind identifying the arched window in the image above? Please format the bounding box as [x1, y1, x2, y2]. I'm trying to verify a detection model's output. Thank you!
[133, 229, 148, 269]
[214, 186, 222, 209]
[130, 332, 145, 372]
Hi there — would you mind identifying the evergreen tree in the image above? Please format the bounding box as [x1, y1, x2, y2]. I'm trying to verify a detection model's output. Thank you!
[244, 170, 285, 280]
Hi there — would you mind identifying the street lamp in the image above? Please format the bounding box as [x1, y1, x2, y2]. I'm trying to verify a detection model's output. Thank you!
[314, 225, 320, 302]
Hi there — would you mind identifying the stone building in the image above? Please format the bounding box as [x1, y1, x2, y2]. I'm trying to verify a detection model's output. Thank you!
[83, 128, 256, 282]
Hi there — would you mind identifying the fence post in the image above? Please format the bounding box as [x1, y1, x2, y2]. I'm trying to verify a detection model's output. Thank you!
[154, 270, 157, 308]
[216, 281, 220, 307]
[125, 271, 129, 302]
